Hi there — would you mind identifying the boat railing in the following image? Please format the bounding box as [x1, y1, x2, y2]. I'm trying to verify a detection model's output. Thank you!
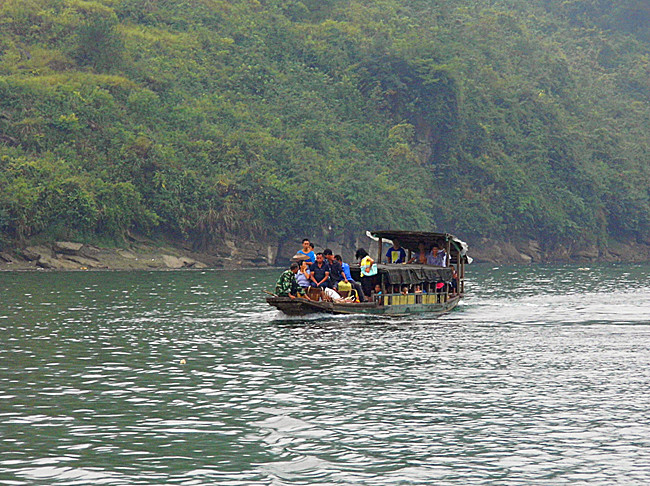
[384, 292, 449, 305]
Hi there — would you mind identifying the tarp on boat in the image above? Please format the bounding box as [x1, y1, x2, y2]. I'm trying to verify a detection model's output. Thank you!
[378, 264, 453, 285]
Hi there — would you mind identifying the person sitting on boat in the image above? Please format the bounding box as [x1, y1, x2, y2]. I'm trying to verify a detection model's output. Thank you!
[295, 260, 311, 289]
[323, 249, 346, 289]
[372, 284, 383, 305]
[355, 248, 376, 298]
[408, 241, 428, 264]
[294, 238, 316, 263]
[335, 254, 366, 302]
[311, 254, 342, 301]
[427, 245, 447, 266]
[309, 253, 331, 289]
[385, 239, 407, 264]
[275, 263, 306, 299]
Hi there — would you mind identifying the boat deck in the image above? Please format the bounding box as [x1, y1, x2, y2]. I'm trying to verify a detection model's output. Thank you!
[266, 293, 462, 317]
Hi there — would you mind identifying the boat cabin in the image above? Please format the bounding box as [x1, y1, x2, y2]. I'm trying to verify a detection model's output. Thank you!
[350, 230, 469, 308]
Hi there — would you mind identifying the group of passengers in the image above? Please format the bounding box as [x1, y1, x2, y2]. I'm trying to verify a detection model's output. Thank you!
[385, 239, 447, 267]
[274, 238, 454, 301]
[375, 273, 459, 298]
[275, 239, 367, 301]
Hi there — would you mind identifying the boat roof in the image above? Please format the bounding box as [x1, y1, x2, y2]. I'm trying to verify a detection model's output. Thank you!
[370, 230, 454, 247]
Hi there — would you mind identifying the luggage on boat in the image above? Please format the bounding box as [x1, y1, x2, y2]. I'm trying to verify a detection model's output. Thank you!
[337, 281, 352, 293]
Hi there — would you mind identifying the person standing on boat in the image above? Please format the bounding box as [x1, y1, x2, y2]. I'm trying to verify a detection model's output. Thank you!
[449, 266, 459, 294]
[355, 248, 376, 298]
[408, 241, 428, 264]
[275, 263, 306, 299]
[427, 245, 447, 266]
[295, 238, 316, 263]
[335, 254, 366, 302]
[385, 239, 407, 264]
[309, 253, 331, 289]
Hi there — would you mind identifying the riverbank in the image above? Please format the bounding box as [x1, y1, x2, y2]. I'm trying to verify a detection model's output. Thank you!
[469, 237, 650, 265]
[0, 242, 216, 271]
[1, 235, 649, 271]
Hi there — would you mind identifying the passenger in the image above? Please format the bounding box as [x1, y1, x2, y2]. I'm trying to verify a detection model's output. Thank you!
[408, 241, 428, 264]
[372, 284, 383, 304]
[309, 252, 331, 289]
[335, 254, 366, 302]
[323, 249, 346, 290]
[401, 286, 409, 295]
[274, 263, 306, 298]
[427, 245, 447, 266]
[295, 260, 311, 289]
[296, 238, 316, 263]
[414, 285, 423, 294]
[449, 267, 459, 294]
[355, 248, 376, 298]
[385, 239, 407, 264]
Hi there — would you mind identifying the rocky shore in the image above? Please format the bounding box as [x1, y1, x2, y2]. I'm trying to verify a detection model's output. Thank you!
[0, 241, 214, 271]
[469, 237, 650, 265]
[1, 235, 649, 271]
[0, 234, 361, 271]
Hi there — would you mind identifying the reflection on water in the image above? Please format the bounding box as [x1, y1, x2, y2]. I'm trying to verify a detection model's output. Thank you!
[1, 264, 649, 485]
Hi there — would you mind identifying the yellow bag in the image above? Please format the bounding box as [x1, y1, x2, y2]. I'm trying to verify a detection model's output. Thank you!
[337, 281, 352, 293]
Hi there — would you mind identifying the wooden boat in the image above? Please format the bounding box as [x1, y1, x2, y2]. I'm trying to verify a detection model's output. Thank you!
[267, 230, 469, 317]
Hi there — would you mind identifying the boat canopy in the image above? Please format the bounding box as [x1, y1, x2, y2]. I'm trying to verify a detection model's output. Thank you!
[367, 230, 471, 263]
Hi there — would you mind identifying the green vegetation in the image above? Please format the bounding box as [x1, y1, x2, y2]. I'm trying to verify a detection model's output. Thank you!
[1, 0, 649, 251]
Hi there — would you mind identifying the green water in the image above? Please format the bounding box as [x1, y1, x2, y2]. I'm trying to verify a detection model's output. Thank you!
[1, 264, 649, 484]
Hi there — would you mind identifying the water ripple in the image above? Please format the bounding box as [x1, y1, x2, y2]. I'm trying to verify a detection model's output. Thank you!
[1, 265, 649, 484]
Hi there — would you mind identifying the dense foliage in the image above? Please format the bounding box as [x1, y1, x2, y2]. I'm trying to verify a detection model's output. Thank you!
[1, 0, 649, 250]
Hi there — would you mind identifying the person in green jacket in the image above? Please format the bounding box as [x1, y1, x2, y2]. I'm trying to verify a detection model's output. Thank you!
[275, 263, 306, 298]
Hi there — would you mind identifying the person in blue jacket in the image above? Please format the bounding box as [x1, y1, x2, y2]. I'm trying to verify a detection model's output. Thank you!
[335, 254, 366, 302]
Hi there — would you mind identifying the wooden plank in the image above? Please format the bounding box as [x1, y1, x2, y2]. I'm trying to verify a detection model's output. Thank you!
[377, 237, 383, 263]
[460, 261, 465, 294]
[445, 239, 451, 267]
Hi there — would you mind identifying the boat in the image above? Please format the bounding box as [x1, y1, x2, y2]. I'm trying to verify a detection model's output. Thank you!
[266, 230, 469, 317]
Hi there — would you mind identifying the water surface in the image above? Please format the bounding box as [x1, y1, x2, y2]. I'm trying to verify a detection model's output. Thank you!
[1, 264, 649, 484]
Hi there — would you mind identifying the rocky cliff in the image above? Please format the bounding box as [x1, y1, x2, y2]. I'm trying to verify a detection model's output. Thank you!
[1, 233, 648, 271]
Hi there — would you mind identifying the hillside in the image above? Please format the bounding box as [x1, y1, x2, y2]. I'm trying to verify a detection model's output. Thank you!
[1, 0, 649, 263]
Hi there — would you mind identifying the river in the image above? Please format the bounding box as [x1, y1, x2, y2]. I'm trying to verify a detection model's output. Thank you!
[1, 263, 649, 485]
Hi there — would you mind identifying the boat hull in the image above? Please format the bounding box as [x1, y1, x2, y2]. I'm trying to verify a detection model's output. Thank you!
[266, 294, 462, 317]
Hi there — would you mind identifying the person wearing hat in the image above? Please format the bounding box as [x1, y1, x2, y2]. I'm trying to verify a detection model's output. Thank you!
[294, 238, 316, 263]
